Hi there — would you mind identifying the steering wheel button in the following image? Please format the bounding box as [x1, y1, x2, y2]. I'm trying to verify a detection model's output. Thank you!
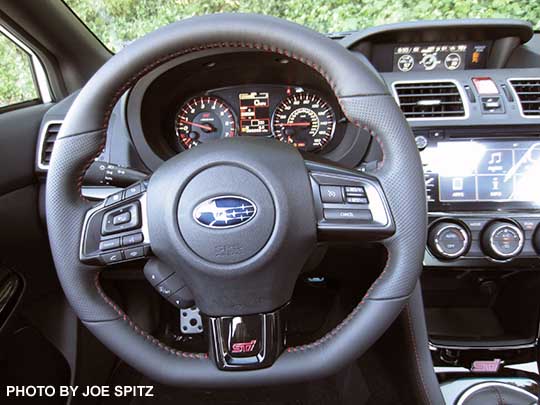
[101, 202, 141, 235]
[344, 186, 365, 195]
[324, 208, 372, 222]
[100, 251, 124, 265]
[112, 211, 131, 225]
[124, 247, 145, 260]
[346, 197, 368, 204]
[99, 238, 120, 251]
[122, 232, 144, 246]
[320, 186, 343, 203]
[124, 183, 142, 199]
[104, 191, 124, 206]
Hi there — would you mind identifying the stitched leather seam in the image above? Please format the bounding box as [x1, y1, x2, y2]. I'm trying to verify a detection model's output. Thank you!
[493, 387, 503, 405]
[94, 272, 208, 360]
[405, 303, 431, 405]
[287, 247, 391, 352]
[75, 40, 387, 356]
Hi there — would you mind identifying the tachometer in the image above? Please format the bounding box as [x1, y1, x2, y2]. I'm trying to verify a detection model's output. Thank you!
[175, 96, 236, 149]
[272, 92, 335, 152]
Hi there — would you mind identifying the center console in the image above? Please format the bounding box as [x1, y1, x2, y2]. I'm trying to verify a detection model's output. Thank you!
[420, 125, 540, 265]
[416, 125, 540, 379]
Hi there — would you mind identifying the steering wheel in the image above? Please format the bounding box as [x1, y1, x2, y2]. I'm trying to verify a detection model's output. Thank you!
[46, 14, 426, 387]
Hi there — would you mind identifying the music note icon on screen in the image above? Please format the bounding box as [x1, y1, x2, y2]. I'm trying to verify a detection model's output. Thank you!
[488, 152, 502, 165]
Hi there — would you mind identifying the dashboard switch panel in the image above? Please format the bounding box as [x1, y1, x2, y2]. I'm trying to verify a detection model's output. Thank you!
[319, 186, 343, 203]
[80, 182, 151, 266]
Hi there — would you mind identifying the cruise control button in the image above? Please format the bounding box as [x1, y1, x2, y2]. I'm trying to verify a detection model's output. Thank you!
[324, 209, 372, 222]
[320, 186, 343, 203]
[99, 238, 120, 251]
[100, 251, 123, 264]
[344, 186, 365, 195]
[346, 197, 368, 204]
[122, 232, 144, 246]
[124, 246, 145, 260]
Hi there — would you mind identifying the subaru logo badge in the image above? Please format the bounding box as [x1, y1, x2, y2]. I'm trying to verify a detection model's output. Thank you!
[193, 196, 257, 229]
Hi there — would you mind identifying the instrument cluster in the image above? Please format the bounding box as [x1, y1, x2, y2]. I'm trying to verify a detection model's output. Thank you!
[174, 85, 338, 152]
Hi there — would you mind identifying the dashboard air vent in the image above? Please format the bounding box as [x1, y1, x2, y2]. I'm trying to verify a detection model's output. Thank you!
[39, 121, 62, 169]
[509, 79, 540, 117]
[393, 81, 466, 119]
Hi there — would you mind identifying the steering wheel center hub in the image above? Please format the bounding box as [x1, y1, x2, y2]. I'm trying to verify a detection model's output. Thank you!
[177, 164, 275, 264]
[146, 137, 317, 316]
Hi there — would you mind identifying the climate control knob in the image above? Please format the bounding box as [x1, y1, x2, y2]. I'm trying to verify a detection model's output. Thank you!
[428, 221, 470, 260]
[482, 221, 524, 260]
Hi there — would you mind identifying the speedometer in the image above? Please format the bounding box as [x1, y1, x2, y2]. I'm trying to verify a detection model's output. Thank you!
[272, 92, 336, 152]
[175, 96, 236, 149]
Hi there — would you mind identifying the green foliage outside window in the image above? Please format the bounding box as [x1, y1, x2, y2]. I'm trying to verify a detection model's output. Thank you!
[0, 34, 38, 109]
[2, 1, 540, 108]
[66, 0, 540, 52]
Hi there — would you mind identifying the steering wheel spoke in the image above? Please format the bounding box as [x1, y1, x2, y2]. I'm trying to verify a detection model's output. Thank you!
[305, 160, 395, 242]
[80, 180, 152, 266]
[209, 306, 287, 371]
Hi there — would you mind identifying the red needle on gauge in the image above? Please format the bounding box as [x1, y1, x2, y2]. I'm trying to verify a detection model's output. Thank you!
[276, 122, 311, 127]
[179, 119, 213, 132]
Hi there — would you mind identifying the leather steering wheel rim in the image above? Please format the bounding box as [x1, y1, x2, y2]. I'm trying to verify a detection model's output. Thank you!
[46, 13, 426, 387]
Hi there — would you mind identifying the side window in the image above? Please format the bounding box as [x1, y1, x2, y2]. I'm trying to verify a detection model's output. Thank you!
[0, 30, 40, 110]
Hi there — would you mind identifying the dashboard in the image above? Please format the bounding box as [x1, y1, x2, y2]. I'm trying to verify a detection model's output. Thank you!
[173, 85, 337, 152]
[36, 18, 540, 267]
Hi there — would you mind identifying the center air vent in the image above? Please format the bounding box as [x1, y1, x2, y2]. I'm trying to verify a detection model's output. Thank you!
[393, 81, 466, 119]
[38, 121, 62, 170]
[508, 79, 540, 117]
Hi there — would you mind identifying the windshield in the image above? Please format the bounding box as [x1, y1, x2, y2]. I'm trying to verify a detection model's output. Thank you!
[65, 0, 540, 52]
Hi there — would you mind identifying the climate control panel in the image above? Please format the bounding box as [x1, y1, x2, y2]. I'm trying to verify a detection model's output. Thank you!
[426, 215, 540, 264]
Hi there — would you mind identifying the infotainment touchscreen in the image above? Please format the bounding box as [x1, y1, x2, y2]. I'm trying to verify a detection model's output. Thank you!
[422, 139, 540, 205]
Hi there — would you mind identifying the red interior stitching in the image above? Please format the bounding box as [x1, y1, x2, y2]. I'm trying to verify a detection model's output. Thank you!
[74, 40, 387, 356]
[287, 247, 391, 352]
[93, 272, 208, 360]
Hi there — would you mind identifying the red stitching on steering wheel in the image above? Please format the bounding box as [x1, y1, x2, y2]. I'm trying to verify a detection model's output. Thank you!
[94, 272, 207, 360]
[79, 39, 387, 358]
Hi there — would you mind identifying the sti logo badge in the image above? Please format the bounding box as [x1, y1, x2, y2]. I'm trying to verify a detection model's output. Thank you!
[231, 339, 258, 354]
[193, 196, 257, 229]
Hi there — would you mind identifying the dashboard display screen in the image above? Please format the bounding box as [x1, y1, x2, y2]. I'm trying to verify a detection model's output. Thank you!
[393, 42, 489, 72]
[423, 139, 540, 204]
[239, 92, 270, 134]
